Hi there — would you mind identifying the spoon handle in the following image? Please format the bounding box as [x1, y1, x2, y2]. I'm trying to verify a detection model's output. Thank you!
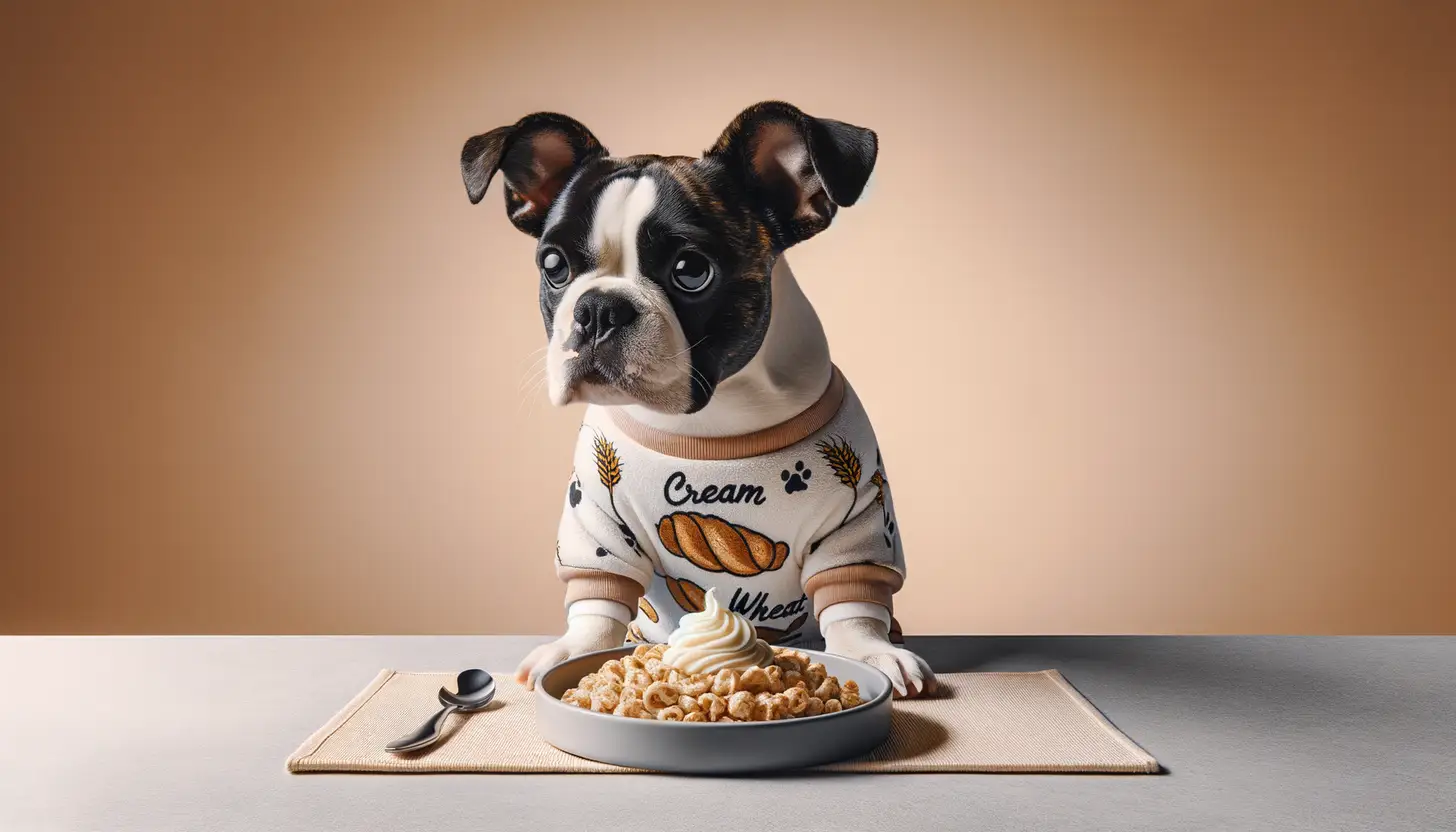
[385, 703, 460, 754]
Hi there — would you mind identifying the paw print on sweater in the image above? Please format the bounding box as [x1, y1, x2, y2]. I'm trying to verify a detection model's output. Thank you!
[781, 461, 812, 494]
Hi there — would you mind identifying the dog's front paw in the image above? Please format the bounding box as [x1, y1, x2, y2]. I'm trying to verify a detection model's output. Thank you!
[823, 617, 937, 699]
[513, 614, 627, 690]
[859, 646, 937, 699]
[514, 641, 574, 691]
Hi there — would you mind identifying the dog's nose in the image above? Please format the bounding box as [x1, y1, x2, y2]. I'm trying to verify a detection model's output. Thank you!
[572, 290, 639, 345]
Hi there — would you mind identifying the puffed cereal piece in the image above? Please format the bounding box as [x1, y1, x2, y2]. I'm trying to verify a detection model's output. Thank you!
[717, 716, 738, 723]
[710, 668, 737, 697]
[683, 711, 707, 722]
[813, 676, 839, 701]
[773, 652, 807, 674]
[840, 680, 861, 708]
[590, 687, 620, 712]
[622, 655, 645, 673]
[678, 694, 700, 713]
[806, 662, 828, 688]
[578, 673, 600, 690]
[764, 665, 784, 693]
[679, 676, 711, 697]
[727, 690, 755, 720]
[697, 692, 728, 721]
[782, 686, 810, 715]
[645, 643, 668, 660]
[739, 666, 770, 694]
[613, 698, 647, 719]
[599, 659, 625, 681]
[823, 698, 843, 713]
[632, 644, 653, 659]
[564, 688, 592, 709]
[620, 684, 644, 704]
[805, 696, 825, 716]
[782, 670, 806, 690]
[643, 681, 680, 712]
[656, 705, 685, 721]
[645, 658, 668, 680]
[753, 693, 788, 721]
[625, 669, 652, 688]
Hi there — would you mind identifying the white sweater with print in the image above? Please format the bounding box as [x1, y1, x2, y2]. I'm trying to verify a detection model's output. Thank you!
[553, 367, 905, 649]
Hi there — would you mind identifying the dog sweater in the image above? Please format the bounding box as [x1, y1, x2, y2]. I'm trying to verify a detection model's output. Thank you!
[554, 366, 905, 649]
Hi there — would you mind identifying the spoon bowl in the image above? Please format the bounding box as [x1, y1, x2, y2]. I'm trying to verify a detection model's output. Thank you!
[438, 669, 496, 709]
[385, 669, 497, 754]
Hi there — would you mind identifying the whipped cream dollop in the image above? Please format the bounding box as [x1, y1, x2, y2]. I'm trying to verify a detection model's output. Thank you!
[661, 587, 776, 674]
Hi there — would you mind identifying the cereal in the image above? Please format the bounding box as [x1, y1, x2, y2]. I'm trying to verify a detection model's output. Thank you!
[812, 676, 839, 701]
[643, 681, 680, 712]
[561, 647, 865, 722]
[727, 690, 755, 720]
[711, 668, 737, 698]
[697, 692, 727, 721]
[739, 666, 770, 694]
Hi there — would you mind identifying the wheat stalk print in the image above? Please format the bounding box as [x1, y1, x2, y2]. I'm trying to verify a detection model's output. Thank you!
[593, 433, 622, 492]
[591, 431, 646, 557]
[815, 434, 864, 527]
[869, 448, 897, 547]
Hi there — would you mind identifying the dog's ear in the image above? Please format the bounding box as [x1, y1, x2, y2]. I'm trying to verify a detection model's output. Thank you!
[706, 101, 877, 249]
[460, 113, 608, 237]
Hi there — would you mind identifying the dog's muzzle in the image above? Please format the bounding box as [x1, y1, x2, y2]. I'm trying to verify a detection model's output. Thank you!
[565, 289, 639, 352]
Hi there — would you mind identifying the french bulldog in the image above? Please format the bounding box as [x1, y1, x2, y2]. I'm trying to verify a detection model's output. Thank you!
[460, 101, 935, 699]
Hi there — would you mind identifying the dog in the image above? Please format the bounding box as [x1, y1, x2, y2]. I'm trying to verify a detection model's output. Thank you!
[460, 101, 934, 698]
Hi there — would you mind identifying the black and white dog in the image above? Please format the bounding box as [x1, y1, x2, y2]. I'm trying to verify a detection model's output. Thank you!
[462, 101, 934, 698]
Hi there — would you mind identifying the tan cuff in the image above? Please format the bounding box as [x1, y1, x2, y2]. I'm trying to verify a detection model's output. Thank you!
[803, 563, 904, 618]
[561, 572, 645, 609]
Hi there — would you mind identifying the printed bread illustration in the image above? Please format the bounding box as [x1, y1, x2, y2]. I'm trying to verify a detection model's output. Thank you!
[638, 597, 659, 623]
[656, 512, 790, 576]
[665, 576, 707, 613]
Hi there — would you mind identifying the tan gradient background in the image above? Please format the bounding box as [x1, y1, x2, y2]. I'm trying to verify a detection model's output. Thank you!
[2, 1, 1453, 635]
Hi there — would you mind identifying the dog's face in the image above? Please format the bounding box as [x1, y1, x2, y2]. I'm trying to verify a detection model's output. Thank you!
[461, 102, 876, 413]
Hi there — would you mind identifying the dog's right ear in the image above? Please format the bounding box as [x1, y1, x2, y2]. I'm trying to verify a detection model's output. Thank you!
[707, 101, 877, 250]
[460, 113, 607, 237]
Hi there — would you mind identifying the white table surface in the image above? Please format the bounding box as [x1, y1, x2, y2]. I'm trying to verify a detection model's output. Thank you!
[1, 635, 1452, 832]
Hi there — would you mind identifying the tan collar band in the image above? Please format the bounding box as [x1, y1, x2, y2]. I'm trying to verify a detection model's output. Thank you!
[607, 366, 846, 460]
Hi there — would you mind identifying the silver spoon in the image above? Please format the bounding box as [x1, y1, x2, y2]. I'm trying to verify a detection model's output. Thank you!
[385, 669, 496, 754]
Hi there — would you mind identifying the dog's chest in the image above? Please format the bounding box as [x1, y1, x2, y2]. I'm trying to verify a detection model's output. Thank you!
[567, 388, 895, 649]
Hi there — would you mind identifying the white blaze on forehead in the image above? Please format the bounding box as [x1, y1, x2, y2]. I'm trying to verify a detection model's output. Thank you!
[588, 176, 657, 278]
[544, 172, 691, 411]
[541, 168, 586, 236]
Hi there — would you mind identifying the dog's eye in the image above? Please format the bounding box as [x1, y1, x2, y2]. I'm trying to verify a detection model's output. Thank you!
[539, 247, 570, 288]
[670, 251, 715, 293]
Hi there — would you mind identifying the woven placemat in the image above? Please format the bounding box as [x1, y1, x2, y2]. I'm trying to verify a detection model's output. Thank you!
[287, 670, 1158, 774]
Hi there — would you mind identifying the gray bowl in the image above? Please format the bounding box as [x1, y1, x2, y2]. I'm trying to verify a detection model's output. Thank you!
[535, 647, 892, 774]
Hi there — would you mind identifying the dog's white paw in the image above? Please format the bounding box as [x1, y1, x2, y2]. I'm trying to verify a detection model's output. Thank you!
[823, 617, 937, 699]
[514, 642, 573, 690]
[513, 614, 626, 690]
[860, 646, 937, 699]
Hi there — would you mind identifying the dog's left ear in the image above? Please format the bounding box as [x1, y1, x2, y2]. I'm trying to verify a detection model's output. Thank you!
[707, 101, 877, 249]
[460, 112, 607, 237]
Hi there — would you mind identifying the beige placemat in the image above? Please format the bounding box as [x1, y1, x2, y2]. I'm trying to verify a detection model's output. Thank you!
[287, 670, 1158, 774]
